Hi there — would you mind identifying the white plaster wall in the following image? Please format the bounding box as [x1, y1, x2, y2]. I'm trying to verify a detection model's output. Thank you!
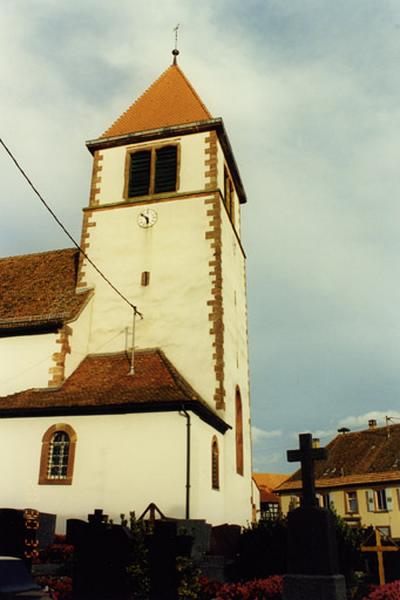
[83, 196, 216, 405]
[190, 418, 225, 524]
[64, 297, 93, 379]
[97, 132, 208, 206]
[216, 142, 225, 193]
[0, 334, 56, 395]
[215, 138, 242, 239]
[0, 411, 234, 532]
[179, 133, 208, 193]
[0, 413, 185, 532]
[219, 198, 253, 525]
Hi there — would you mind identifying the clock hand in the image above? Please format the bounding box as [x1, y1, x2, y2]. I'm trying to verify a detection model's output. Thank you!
[140, 212, 149, 224]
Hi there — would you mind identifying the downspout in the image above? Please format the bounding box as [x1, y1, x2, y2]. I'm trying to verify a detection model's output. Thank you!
[179, 407, 191, 519]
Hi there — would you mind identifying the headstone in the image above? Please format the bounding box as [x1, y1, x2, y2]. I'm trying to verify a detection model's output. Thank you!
[0, 508, 56, 565]
[147, 520, 180, 600]
[0, 556, 42, 595]
[210, 524, 241, 560]
[67, 510, 133, 599]
[283, 434, 346, 600]
[175, 519, 211, 560]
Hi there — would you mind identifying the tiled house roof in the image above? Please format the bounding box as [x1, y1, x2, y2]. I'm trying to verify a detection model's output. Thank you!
[253, 473, 289, 502]
[253, 473, 289, 503]
[277, 424, 400, 492]
[102, 64, 212, 138]
[0, 349, 229, 432]
[0, 248, 90, 333]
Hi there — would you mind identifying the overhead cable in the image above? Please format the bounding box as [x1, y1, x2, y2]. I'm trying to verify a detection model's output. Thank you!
[0, 137, 142, 318]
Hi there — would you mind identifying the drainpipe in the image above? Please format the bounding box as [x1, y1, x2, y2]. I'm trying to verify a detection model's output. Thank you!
[179, 408, 191, 519]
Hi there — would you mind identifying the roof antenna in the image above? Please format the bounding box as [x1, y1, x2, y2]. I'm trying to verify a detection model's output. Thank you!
[129, 307, 143, 376]
[172, 23, 180, 64]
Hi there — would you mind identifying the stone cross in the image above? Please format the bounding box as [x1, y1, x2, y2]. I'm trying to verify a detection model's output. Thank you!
[287, 433, 327, 508]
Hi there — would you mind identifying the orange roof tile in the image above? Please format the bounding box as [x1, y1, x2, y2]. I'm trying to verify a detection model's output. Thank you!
[102, 64, 212, 138]
[0, 349, 228, 432]
[253, 473, 290, 490]
[253, 473, 289, 503]
[0, 248, 90, 332]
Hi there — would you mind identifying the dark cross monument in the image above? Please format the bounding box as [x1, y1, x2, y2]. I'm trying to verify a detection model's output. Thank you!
[287, 433, 327, 509]
[283, 433, 346, 600]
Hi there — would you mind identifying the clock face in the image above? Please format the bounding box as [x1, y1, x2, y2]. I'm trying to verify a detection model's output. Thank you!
[137, 208, 158, 228]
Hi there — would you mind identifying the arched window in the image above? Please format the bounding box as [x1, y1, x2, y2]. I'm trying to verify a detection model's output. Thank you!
[235, 387, 244, 475]
[211, 436, 220, 490]
[38, 424, 77, 485]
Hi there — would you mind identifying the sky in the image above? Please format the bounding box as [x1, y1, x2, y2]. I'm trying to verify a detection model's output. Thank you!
[1, 0, 400, 473]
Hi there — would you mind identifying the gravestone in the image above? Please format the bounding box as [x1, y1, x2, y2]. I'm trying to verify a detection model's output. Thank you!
[283, 434, 346, 600]
[67, 509, 133, 600]
[175, 519, 211, 560]
[0, 508, 56, 565]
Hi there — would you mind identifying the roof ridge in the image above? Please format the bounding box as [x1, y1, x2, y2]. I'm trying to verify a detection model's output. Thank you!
[156, 349, 202, 402]
[173, 64, 212, 119]
[0, 247, 76, 262]
[102, 65, 173, 138]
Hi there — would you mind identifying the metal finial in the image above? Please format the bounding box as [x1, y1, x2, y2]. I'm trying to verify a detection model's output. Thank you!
[172, 23, 180, 64]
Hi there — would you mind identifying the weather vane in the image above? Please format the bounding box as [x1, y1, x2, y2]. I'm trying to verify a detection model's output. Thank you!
[172, 23, 180, 64]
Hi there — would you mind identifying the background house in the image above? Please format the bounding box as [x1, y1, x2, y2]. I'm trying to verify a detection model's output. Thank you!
[276, 420, 400, 538]
[253, 473, 288, 520]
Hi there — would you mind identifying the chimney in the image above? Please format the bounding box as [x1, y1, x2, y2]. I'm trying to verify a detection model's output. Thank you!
[337, 427, 350, 434]
[312, 438, 320, 448]
[368, 419, 377, 429]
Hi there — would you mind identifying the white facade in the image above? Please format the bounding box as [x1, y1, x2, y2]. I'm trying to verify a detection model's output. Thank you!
[0, 67, 255, 532]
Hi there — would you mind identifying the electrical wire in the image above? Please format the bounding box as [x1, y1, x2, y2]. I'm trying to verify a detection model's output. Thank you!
[0, 137, 143, 318]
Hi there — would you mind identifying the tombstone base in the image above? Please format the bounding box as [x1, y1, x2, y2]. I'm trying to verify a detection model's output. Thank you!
[283, 574, 346, 600]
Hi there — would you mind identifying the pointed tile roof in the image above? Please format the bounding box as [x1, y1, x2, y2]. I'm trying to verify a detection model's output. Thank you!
[102, 64, 212, 138]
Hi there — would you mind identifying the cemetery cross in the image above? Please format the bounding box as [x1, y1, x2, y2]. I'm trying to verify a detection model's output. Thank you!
[287, 433, 327, 508]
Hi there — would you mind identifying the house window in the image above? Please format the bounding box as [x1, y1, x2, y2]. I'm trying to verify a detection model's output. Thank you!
[235, 387, 244, 476]
[345, 491, 359, 514]
[375, 489, 388, 511]
[39, 424, 77, 485]
[211, 436, 219, 490]
[377, 526, 391, 540]
[318, 492, 333, 510]
[260, 502, 280, 520]
[367, 488, 392, 512]
[126, 145, 178, 198]
[288, 495, 300, 511]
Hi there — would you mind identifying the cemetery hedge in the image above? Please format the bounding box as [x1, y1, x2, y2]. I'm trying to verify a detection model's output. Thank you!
[233, 513, 371, 587]
[29, 511, 386, 599]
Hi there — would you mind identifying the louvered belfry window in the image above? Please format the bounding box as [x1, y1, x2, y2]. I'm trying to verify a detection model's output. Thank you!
[127, 145, 177, 198]
[154, 146, 177, 193]
[128, 150, 151, 197]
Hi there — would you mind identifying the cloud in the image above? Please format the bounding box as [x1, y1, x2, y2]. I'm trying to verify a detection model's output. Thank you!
[253, 452, 283, 472]
[252, 427, 282, 443]
[338, 411, 400, 430]
[2, 1, 400, 476]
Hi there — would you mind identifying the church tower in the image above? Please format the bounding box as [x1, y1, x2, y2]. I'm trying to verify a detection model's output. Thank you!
[0, 54, 254, 529]
[77, 57, 253, 523]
